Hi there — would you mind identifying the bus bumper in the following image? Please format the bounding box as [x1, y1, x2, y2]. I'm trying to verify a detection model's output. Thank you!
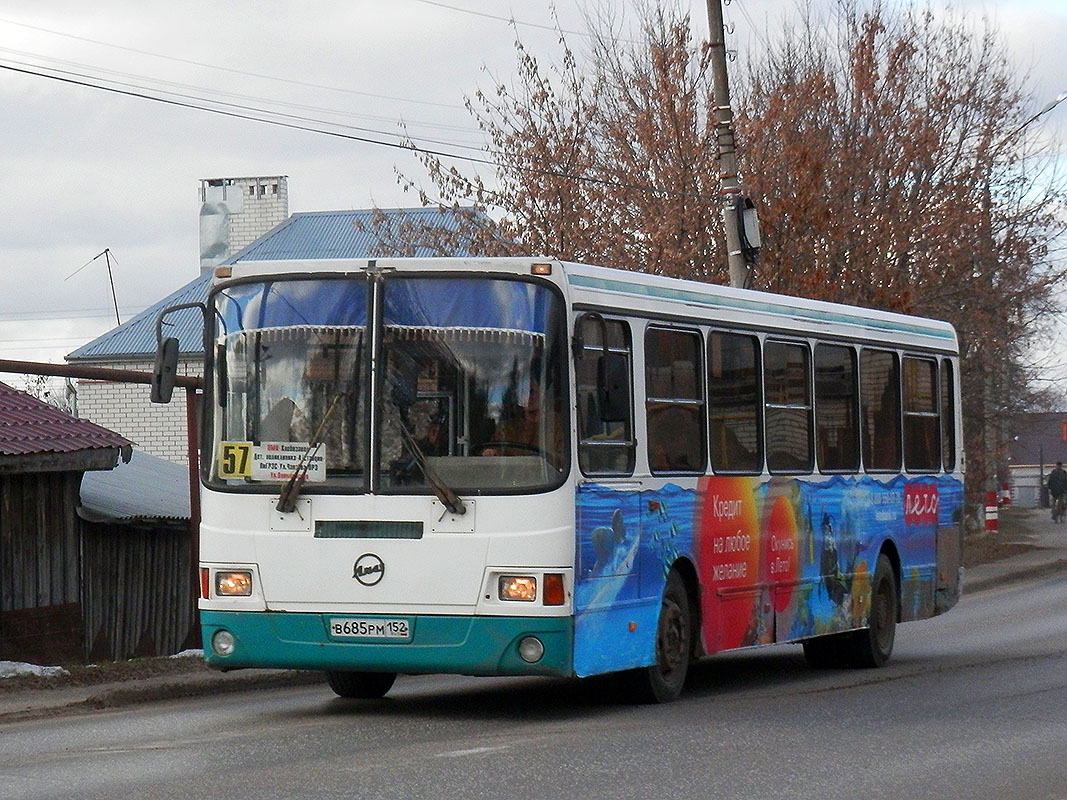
[200, 610, 573, 678]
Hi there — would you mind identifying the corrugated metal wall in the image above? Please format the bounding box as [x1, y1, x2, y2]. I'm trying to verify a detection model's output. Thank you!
[81, 521, 195, 662]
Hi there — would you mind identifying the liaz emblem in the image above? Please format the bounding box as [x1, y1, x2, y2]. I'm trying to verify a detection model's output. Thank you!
[353, 553, 385, 586]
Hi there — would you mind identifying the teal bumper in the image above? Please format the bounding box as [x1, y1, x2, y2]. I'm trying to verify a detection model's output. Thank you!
[201, 610, 573, 677]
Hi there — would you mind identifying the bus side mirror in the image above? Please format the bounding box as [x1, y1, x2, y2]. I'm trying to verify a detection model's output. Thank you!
[597, 353, 629, 422]
[151, 337, 180, 404]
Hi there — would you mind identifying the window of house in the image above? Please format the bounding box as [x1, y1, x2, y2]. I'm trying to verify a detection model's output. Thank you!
[860, 349, 901, 472]
[645, 327, 705, 473]
[576, 316, 635, 476]
[764, 340, 812, 473]
[815, 344, 859, 472]
[903, 356, 940, 472]
[708, 331, 762, 473]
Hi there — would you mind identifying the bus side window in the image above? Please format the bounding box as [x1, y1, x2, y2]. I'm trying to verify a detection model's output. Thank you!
[764, 340, 813, 473]
[645, 327, 706, 474]
[814, 344, 860, 472]
[941, 360, 956, 472]
[860, 348, 902, 472]
[576, 317, 635, 476]
[902, 356, 940, 472]
[708, 331, 763, 473]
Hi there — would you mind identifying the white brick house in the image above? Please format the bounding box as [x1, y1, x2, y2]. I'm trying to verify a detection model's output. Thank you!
[68, 177, 289, 464]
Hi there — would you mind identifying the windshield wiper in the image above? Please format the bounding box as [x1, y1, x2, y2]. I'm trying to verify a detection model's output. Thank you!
[396, 418, 466, 516]
[276, 393, 343, 514]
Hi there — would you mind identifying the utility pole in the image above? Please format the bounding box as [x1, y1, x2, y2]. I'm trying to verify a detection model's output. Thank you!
[706, 0, 758, 288]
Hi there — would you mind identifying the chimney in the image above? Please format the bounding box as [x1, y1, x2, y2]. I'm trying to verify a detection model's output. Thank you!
[199, 176, 289, 272]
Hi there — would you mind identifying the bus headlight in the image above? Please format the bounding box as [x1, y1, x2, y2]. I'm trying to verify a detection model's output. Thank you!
[518, 636, 545, 663]
[212, 630, 236, 657]
[215, 571, 253, 596]
[499, 576, 537, 602]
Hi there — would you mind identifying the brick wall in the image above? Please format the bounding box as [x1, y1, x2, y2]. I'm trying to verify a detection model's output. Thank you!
[230, 177, 288, 254]
[76, 358, 203, 465]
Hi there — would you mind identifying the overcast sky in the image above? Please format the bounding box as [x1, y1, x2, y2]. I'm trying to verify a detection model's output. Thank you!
[0, 0, 1065, 381]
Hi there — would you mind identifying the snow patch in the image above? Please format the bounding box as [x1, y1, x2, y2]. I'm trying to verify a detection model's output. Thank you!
[0, 661, 70, 679]
[169, 649, 204, 659]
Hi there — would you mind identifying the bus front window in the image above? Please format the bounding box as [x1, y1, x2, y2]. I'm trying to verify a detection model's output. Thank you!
[210, 279, 368, 489]
[380, 276, 568, 493]
[207, 274, 567, 494]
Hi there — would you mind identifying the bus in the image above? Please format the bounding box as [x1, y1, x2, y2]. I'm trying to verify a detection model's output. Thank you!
[153, 257, 964, 703]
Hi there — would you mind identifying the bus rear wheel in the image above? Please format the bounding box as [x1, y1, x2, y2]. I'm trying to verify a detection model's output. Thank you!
[847, 553, 898, 668]
[628, 570, 692, 703]
[326, 670, 397, 699]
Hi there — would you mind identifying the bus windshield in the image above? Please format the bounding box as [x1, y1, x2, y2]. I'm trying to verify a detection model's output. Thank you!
[208, 274, 568, 494]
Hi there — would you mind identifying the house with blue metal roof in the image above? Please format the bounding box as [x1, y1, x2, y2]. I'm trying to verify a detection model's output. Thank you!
[66, 205, 490, 464]
[68, 207, 487, 363]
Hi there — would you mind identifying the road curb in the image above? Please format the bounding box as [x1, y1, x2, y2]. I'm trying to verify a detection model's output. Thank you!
[964, 558, 1067, 594]
[0, 670, 325, 725]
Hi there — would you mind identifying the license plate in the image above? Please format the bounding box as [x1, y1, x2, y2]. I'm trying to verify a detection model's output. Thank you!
[329, 617, 411, 640]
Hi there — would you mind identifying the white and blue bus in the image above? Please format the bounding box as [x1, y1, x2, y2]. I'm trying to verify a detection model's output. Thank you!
[154, 257, 964, 702]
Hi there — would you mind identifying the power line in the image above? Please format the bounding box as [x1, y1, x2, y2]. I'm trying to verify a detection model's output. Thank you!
[0, 14, 467, 112]
[0, 56, 488, 153]
[410, 0, 590, 37]
[411, 0, 642, 45]
[0, 52, 488, 152]
[0, 42, 484, 140]
[0, 59, 721, 202]
[0, 308, 141, 322]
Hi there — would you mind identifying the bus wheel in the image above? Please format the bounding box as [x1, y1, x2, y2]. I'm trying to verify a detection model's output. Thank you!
[629, 570, 691, 703]
[848, 553, 898, 668]
[325, 670, 397, 699]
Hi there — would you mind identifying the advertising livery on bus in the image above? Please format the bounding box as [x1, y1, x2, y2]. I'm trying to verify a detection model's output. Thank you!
[153, 257, 964, 702]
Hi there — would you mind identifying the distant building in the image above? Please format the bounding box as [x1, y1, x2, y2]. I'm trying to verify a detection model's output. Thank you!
[1006, 411, 1067, 507]
[66, 178, 488, 464]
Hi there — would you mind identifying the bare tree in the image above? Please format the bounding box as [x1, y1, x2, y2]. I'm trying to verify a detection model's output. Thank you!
[384, 1, 1066, 512]
[22, 374, 74, 414]
[386, 5, 728, 279]
[737, 2, 1067, 507]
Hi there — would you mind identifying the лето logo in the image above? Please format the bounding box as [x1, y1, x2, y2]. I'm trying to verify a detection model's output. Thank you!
[353, 553, 385, 586]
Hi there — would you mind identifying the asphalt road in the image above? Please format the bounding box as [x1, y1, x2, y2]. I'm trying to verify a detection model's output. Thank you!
[3, 573, 1066, 800]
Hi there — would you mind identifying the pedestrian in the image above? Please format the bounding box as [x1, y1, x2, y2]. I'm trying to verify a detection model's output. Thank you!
[1048, 461, 1067, 522]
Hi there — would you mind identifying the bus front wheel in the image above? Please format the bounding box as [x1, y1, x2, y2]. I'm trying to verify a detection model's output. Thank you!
[326, 670, 397, 699]
[628, 570, 692, 703]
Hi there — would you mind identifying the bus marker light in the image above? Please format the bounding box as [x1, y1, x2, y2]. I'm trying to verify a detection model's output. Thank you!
[499, 576, 537, 602]
[200, 568, 211, 599]
[543, 573, 565, 606]
[531, 263, 552, 275]
[212, 630, 236, 657]
[629, 622, 637, 632]
[216, 571, 253, 596]
[518, 636, 545, 663]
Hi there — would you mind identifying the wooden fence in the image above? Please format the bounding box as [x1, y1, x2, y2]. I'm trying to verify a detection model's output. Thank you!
[81, 520, 196, 662]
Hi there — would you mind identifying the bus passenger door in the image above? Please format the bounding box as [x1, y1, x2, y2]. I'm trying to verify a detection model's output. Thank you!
[574, 483, 647, 677]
